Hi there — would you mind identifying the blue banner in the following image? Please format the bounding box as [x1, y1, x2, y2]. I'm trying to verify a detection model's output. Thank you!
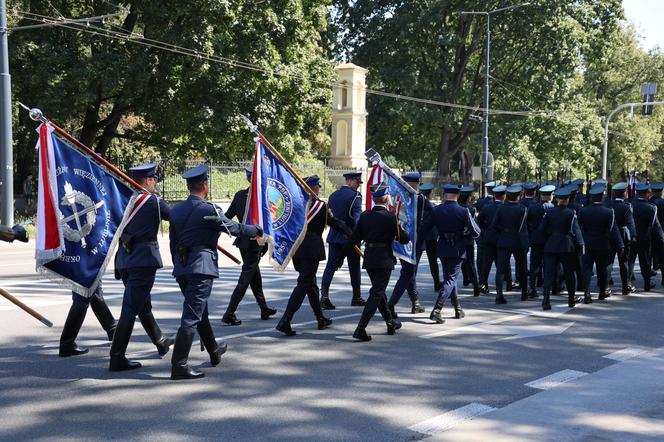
[380, 163, 417, 263]
[39, 127, 134, 295]
[246, 138, 310, 270]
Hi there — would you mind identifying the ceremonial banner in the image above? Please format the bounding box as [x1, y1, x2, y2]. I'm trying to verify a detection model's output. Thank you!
[35, 123, 135, 296]
[245, 137, 311, 270]
[365, 160, 418, 264]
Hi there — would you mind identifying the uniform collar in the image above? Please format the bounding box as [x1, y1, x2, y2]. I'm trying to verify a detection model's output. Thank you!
[188, 194, 205, 201]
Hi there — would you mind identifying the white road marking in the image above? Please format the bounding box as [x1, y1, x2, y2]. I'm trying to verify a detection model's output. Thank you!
[408, 403, 497, 435]
[525, 369, 588, 390]
[603, 347, 650, 362]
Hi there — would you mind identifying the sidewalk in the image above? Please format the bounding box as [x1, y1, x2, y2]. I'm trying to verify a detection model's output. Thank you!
[429, 347, 664, 441]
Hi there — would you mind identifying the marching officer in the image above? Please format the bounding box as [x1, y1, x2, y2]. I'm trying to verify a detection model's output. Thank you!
[629, 183, 664, 292]
[538, 186, 585, 310]
[648, 182, 664, 282]
[169, 164, 262, 380]
[419, 183, 441, 292]
[275, 176, 350, 336]
[458, 186, 480, 296]
[475, 180, 498, 289]
[477, 185, 510, 294]
[108, 163, 174, 371]
[491, 184, 529, 304]
[606, 182, 637, 295]
[388, 172, 430, 316]
[475, 180, 500, 212]
[526, 184, 555, 299]
[221, 167, 276, 326]
[420, 184, 480, 324]
[320, 172, 365, 309]
[59, 287, 116, 357]
[578, 184, 623, 304]
[520, 182, 539, 209]
[349, 183, 409, 341]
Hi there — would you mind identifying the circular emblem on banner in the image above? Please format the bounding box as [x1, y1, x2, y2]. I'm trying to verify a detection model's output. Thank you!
[59, 181, 104, 248]
[267, 178, 293, 229]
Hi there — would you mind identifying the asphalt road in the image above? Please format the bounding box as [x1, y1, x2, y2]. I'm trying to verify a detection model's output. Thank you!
[1, 236, 663, 441]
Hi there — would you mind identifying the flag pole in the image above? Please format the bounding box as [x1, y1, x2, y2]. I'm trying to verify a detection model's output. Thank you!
[240, 115, 363, 258]
[0, 288, 53, 327]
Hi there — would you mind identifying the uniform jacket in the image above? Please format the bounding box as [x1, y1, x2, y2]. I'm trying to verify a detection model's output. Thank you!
[474, 196, 494, 213]
[169, 195, 259, 278]
[631, 198, 664, 243]
[578, 203, 623, 251]
[420, 200, 481, 259]
[520, 196, 538, 209]
[459, 202, 477, 245]
[347, 205, 409, 270]
[295, 201, 350, 262]
[477, 200, 502, 245]
[538, 205, 584, 254]
[116, 195, 170, 270]
[649, 195, 664, 226]
[327, 185, 362, 244]
[425, 197, 439, 242]
[527, 200, 554, 246]
[491, 201, 529, 250]
[606, 198, 636, 243]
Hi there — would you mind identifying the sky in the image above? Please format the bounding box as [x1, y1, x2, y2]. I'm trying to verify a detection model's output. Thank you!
[623, 0, 664, 51]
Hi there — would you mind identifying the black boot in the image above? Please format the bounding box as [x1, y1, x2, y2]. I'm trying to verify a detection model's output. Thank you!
[320, 286, 336, 310]
[429, 308, 445, 324]
[198, 320, 227, 367]
[479, 284, 489, 294]
[139, 312, 173, 357]
[388, 304, 398, 319]
[568, 294, 581, 307]
[451, 298, 465, 319]
[109, 319, 142, 372]
[411, 299, 425, 314]
[59, 301, 89, 357]
[317, 316, 332, 330]
[351, 294, 366, 307]
[495, 294, 508, 305]
[171, 328, 204, 380]
[386, 318, 402, 335]
[221, 313, 242, 326]
[352, 327, 371, 341]
[90, 291, 117, 341]
[542, 291, 551, 311]
[583, 292, 593, 304]
[260, 307, 277, 320]
[276, 312, 296, 336]
[473, 285, 481, 297]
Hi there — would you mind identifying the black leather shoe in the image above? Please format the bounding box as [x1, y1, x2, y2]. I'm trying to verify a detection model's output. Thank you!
[583, 294, 593, 304]
[454, 307, 465, 319]
[276, 319, 296, 336]
[479, 284, 489, 294]
[317, 316, 332, 330]
[542, 302, 552, 311]
[171, 364, 205, 380]
[430, 309, 445, 324]
[644, 282, 656, 292]
[321, 297, 336, 310]
[387, 322, 396, 335]
[109, 356, 142, 372]
[568, 296, 582, 307]
[507, 283, 521, 292]
[210, 342, 228, 366]
[59, 344, 89, 357]
[598, 292, 611, 300]
[351, 297, 366, 307]
[473, 286, 480, 297]
[156, 336, 174, 357]
[352, 328, 371, 341]
[495, 295, 508, 305]
[391, 319, 402, 330]
[222, 314, 242, 326]
[260, 307, 277, 320]
[411, 301, 425, 314]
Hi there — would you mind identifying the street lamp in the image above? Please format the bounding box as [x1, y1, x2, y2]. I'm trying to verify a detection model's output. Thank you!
[459, 2, 530, 194]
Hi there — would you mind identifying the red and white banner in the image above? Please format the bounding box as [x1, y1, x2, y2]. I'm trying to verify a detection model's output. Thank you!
[365, 163, 383, 210]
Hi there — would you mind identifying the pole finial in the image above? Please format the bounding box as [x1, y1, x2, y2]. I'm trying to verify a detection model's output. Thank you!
[239, 114, 259, 134]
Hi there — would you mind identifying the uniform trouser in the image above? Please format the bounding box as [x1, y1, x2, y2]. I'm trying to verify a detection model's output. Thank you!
[582, 250, 609, 295]
[607, 245, 631, 290]
[479, 243, 512, 288]
[60, 289, 116, 348]
[357, 268, 394, 329]
[425, 239, 441, 288]
[176, 275, 214, 332]
[461, 240, 479, 289]
[321, 243, 362, 297]
[496, 248, 527, 297]
[225, 247, 267, 315]
[629, 240, 653, 288]
[543, 253, 577, 298]
[652, 238, 661, 270]
[119, 267, 157, 320]
[529, 245, 545, 294]
[476, 242, 485, 284]
[388, 249, 423, 307]
[575, 249, 585, 291]
[284, 258, 324, 319]
[434, 258, 463, 310]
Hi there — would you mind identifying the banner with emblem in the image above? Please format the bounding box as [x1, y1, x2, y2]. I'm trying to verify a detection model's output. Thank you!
[35, 123, 135, 296]
[245, 137, 311, 270]
[365, 156, 418, 264]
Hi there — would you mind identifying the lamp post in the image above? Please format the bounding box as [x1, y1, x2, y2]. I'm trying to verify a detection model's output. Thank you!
[0, 0, 12, 225]
[459, 2, 530, 195]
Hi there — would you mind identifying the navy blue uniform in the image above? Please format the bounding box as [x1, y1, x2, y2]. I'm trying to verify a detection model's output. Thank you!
[649, 195, 664, 274]
[527, 200, 554, 297]
[420, 201, 481, 313]
[321, 185, 363, 301]
[491, 201, 529, 301]
[477, 201, 512, 290]
[474, 196, 493, 282]
[222, 188, 271, 322]
[459, 201, 479, 295]
[424, 199, 441, 291]
[388, 193, 433, 311]
[606, 198, 636, 294]
[538, 205, 584, 307]
[59, 287, 117, 356]
[349, 205, 409, 331]
[578, 203, 623, 299]
[629, 198, 664, 290]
